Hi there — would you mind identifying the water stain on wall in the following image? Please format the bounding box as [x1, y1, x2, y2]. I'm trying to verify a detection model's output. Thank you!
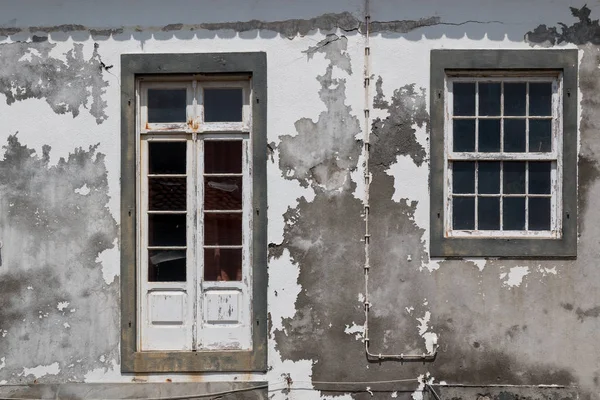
[0, 135, 118, 383]
[0, 41, 108, 124]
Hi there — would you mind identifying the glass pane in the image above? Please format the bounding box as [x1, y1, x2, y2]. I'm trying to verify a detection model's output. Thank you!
[503, 162, 526, 194]
[149, 178, 186, 211]
[149, 142, 186, 174]
[503, 197, 526, 230]
[529, 119, 552, 152]
[529, 162, 551, 194]
[148, 89, 187, 123]
[148, 250, 186, 282]
[204, 213, 242, 246]
[529, 83, 552, 116]
[148, 213, 186, 246]
[453, 197, 475, 230]
[204, 177, 243, 210]
[204, 88, 243, 122]
[479, 119, 501, 152]
[504, 119, 526, 152]
[452, 162, 475, 194]
[478, 197, 500, 230]
[529, 197, 551, 230]
[453, 119, 475, 152]
[479, 83, 501, 116]
[453, 83, 475, 116]
[504, 83, 526, 116]
[478, 161, 500, 194]
[205, 141, 243, 173]
[204, 248, 242, 281]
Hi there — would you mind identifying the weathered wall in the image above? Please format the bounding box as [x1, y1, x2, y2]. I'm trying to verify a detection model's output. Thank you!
[0, 1, 599, 399]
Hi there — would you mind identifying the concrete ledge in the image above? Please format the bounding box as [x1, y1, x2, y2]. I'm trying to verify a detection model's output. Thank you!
[429, 385, 578, 400]
[0, 382, 268, 399]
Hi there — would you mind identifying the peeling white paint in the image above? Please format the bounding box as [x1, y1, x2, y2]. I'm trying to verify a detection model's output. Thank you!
[21, 362, 60, 378]
[501, 266, 530, 288]
[63, 322, 70, 329]
[344, 322, 364, 340]
[74, 183, 90, 195]
[95, 238, 119, 284]
[539, 266, 558, 275]
[57, 301, 69, 311]
[0, 357, 5, 370]
[465, 258, 487, 272]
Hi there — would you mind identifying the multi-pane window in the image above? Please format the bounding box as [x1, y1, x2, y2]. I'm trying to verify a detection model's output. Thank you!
[446, 76, 561, 238]
[138, 78, 252, 351]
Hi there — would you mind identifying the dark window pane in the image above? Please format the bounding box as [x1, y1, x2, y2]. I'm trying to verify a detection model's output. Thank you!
[453, 162, 475, 194]
[149, 178, 186, 211]
[204, 213, 242, 245]
[453, 197, 475, 230]
[479, 83, 501, 116]
[149, 142, 186, 174]
[529, 162, 551, 194]
[148, 214, 186, 246]
[453, 83, 475, 116]
[504, 119, 526, 152]
[503, 197, 526, 230]
[478, 161, 500, 194]
[205, 141, 243, 173]
[204, 248, 242, 281]
[529, 83, 552, 116]
[529, 119, 552, 152]
[204, 177, 243, 210]
[148, 250, 186, 282]
[148, 89, 187, 123]
[504, 83, 526, 116]
[479, 119, 501, 152]
[529, 197, 551, 230]
[204, 88, 243, 122]
[478, 197, 500, 230]
[503, 162, 526, 194]
[453, 119, 475, 152]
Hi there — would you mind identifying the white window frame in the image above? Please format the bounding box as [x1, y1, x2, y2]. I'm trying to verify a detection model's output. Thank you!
[444, 74, 563, 239]
[136, 76, 253, 352]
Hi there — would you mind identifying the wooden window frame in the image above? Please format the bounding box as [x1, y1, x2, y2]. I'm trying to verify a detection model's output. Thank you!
[430, 49, 578, 258]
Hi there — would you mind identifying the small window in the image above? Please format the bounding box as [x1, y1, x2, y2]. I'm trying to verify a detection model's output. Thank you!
[121, 52, 267, 373]
[430, 50, 577, 257]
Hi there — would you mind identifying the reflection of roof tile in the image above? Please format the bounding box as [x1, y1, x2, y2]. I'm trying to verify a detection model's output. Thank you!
[148, 177, 243, 211]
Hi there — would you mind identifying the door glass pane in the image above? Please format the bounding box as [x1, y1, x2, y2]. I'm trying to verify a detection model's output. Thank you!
[204, 88, 243, 122]
[148, 250, 186, 282]
[479, 83, 501, 116]
[149, 142, 186, 174]
[504, 83, 526, 116]
[504, 119, 526, 152]
[205, 141, 243, 173]
[453, 197, 475, 230]
[204, 177, 243, 210]
[453, 162, 475, 194]
[149, 178, 186, 211]
[529, 83, 552, 116]
[479, 119, 500, 152]
[503, 162, 526, 194]
[148, 214, 186, 246]
[529, 162, 551, 194]
[204, 213, 242, 246]
[503, 197, 525, 230]
[529, 120, 552, 152]
[453, 83, 475, 116]
[478, 161, 500, 194]
[529, 197, 551, 230]
[148, 89, 187, 123]
[478, 197, 500, 230]
[204, 248, 242, 281]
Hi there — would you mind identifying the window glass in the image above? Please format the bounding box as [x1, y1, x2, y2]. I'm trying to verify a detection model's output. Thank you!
[148, 89, 187, 123]
[204, 88, 243, 122]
